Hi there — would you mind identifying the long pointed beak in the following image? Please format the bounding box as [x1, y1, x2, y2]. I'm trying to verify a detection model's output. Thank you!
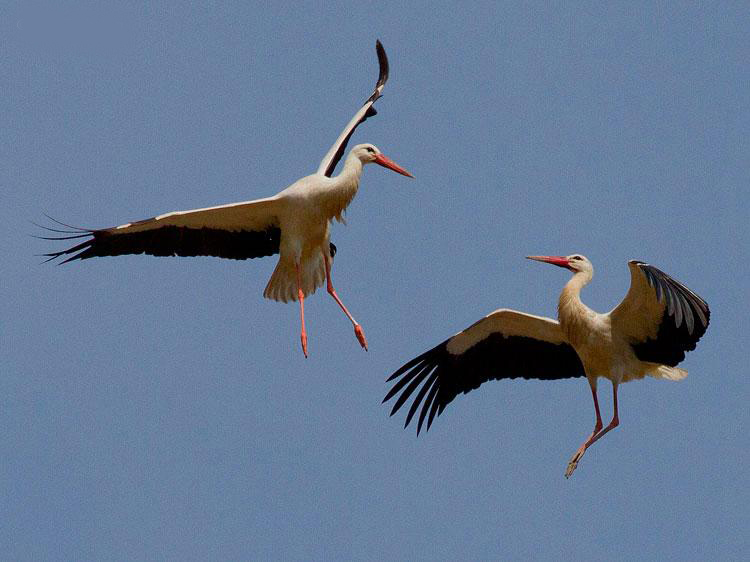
[527, 255, 573, 270]
[373, 153, 414, 178]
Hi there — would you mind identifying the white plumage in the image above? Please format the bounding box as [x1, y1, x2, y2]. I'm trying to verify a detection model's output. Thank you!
[384, 255, 709, 478]
[43, 41, 413, 357]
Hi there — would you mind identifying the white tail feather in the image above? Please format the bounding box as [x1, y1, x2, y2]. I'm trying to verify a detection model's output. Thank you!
[263, 255, 325, 303]
[645, 363, 689, 381]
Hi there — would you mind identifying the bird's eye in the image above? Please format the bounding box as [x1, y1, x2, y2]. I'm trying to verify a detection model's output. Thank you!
[572, 256, 582, 260]
[366, 147, 375, 153]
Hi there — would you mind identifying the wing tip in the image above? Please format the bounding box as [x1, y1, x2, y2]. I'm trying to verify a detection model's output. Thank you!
[384, 343, 449, 434]
[636, 261, 710, 325]
[36, 217, 97, 264]
[319, 39, 391, 176]
[373, 39, 389, 94]
[629, 260, 711, 364]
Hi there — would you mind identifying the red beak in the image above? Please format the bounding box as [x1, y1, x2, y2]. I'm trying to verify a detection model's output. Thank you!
[526, 255, 573, 270]
[373, 153, 414, 178]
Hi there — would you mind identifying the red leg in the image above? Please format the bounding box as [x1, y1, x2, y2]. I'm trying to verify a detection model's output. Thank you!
[586, 383, 620, 447]
[296, 261, 308, 358]
[322, 250, 368, 351]
[565, 380, 605, 478]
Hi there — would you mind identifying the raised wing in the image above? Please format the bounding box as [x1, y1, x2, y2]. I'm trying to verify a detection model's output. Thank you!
[383, 309, 585, 434]
[609, 261, 710, 366]
[316, 40, 389, 177]
[42, 196, 282, 263]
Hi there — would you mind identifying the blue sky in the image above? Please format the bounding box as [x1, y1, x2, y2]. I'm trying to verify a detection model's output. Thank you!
[2, 2, 748, 560]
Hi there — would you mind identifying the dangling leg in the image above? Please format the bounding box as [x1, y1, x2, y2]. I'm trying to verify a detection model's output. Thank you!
[322, 249, 368, 351]
[296, 261, 308, 358]
[565, 379, 603, 478]
[584, 381, 620, 447]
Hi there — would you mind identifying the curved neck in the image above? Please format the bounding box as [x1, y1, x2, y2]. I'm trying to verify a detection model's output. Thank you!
[558, 269, 594, 339]
[332, 151, 365, 185]
[324, 152, 366, 222]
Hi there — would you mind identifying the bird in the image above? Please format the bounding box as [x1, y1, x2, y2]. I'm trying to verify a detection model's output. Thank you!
[383, 255, 709, 478]
[40, 40, 413, 358]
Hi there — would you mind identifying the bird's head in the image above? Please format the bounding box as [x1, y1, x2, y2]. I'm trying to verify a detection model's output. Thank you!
[353, 143, 414, 178]
[527, 254, 593, 274]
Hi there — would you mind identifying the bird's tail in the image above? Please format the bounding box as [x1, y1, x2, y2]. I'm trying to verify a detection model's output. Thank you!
[263, 254, 325, 303]
[644, 362, 688, 381]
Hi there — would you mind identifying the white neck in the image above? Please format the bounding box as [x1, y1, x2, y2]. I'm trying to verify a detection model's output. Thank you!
[558, 269, 594, 345]
[325, 152, 366, 223]
[335, 151, 365, 183]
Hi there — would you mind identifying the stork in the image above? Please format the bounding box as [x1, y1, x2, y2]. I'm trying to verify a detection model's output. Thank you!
[41, 41, 413, 358]
[383, 255, 709, 478]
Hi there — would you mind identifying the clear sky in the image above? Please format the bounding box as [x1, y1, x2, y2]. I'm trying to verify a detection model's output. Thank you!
[2, 2, 748, 560]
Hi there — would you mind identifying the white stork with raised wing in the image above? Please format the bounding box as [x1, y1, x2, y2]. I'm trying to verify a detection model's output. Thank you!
[383, 255, 709, 478]
[42, 41, 413, 358]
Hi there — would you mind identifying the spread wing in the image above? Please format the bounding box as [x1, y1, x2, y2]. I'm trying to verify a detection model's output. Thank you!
[609, 261, 710, 366]
[383, 309, 585, 434]
[316, 40, 389, 178]
[41, 196, 282, 263]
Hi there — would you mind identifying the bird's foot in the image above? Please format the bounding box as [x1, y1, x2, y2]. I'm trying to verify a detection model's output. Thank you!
[565, 447, 586, 479]
[354, 324, 368, 351]
[300, 332, 308, 358]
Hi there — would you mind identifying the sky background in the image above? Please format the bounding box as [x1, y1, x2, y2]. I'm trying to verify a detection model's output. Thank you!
[2, 2, 748, 560]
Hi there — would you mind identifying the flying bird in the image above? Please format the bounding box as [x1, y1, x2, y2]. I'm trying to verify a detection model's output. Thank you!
[41, 40, 413, 358]
[383, 255, 709, 478]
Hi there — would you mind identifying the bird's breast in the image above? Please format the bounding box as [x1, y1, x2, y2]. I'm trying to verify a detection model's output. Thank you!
[563, 315, 618, 377]
[277, 204, 330, 259]
[289, 182, 357, 224]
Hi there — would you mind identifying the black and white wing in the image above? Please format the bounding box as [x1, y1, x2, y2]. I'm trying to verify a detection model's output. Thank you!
[609, 261, 710, 366]
[42, 196, 282, 263]
[383, 309, 585, 434]
[316, 40, 389, 178]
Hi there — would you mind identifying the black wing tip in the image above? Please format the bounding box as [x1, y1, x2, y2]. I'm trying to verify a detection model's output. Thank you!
[635, 261, 710, 324]
[41, 249, 90, 265]
[365, 39, 388, 104]
[32, 233, 90, 241]
[630, 260, 711, 365]
[36, 217, 97, 264]
[384, 342, 449, 433]
[41, 214, 94, 232]
[375, 39, 389, 86]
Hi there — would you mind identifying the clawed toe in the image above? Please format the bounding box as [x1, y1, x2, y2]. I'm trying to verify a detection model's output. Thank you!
[354, 324, 368, 351]
[565, 447, 585, 479]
